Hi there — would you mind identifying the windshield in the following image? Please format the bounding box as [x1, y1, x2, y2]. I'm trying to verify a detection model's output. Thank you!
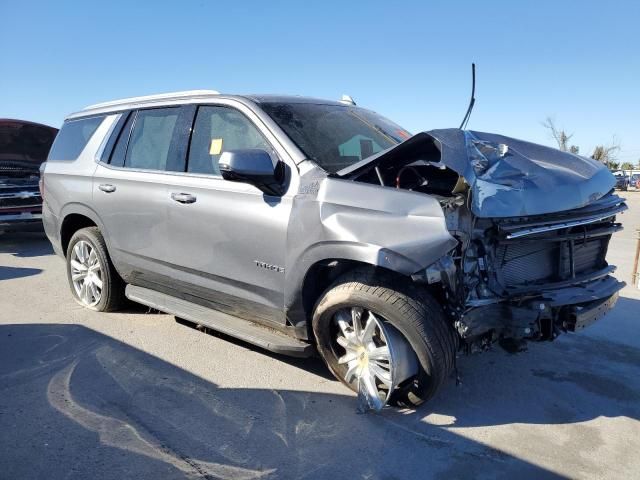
[260, 102, 411, 173]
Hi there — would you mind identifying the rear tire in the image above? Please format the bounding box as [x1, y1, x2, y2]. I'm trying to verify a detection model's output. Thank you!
[312, 269, 458, 408]
[66, 227, 126, 312]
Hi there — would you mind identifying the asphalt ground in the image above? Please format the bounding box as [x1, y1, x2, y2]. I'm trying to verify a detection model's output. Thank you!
[1, 192, 639, 479]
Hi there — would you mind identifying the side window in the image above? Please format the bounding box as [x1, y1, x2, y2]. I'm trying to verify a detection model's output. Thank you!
[108, 112, 136, 167]
[124, 107, 180, 171]
[187, 106, 270, 175]
[100, 111, 132, 164]
[48, 116, 106, 161]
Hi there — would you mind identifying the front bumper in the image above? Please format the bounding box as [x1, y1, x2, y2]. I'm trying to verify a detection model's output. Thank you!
[564, 291, 619, 332]
[457, 275, 625, 342]
[0, 211, 43, 232]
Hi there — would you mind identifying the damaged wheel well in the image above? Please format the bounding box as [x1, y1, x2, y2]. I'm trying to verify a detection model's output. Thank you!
[299, 259, 444, 341]
[301, 260, 371, 330]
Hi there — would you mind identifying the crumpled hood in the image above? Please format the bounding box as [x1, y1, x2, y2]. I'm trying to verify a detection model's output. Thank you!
[338, 128, 615, 218]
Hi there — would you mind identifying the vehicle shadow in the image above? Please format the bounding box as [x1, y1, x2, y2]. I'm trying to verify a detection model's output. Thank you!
[420, 325, 640, 429]
[174, 316, 336, 381]
[0, 265, 42, 281]
[1, 323, 578, 480]
[0, 231, 53, 258]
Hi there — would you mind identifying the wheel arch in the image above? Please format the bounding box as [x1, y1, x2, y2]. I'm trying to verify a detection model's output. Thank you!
[285, 249, 420, 342]
[59, 204, 107, 256]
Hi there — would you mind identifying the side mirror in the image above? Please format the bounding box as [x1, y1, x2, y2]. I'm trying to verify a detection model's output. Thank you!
[219, 149, 285, 196]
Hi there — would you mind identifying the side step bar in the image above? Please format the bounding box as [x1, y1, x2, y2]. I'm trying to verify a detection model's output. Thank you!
[125, 285, 314, 358]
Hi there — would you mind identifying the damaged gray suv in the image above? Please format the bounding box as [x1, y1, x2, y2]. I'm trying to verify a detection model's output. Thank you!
[42, 90, 626, 411]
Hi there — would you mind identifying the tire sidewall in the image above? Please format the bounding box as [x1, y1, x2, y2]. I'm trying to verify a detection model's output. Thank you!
[66, 229, 112, 312]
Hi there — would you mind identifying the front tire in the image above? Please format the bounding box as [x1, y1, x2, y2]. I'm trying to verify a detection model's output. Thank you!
[312, 269, 457, 409]
[66, 227, 125, 312]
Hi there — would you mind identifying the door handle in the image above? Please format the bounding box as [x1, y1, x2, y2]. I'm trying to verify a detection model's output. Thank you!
[170, 192, 197, 204]
[98, 184, 116, 193]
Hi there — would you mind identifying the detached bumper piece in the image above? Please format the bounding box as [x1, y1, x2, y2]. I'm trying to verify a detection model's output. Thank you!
[564, 291, 619, 332]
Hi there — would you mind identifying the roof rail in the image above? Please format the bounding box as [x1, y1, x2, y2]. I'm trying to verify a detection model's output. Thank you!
[83, 89, 220, 111]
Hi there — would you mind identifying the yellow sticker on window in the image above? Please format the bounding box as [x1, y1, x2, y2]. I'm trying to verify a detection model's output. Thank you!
[209, 138, 223, 155]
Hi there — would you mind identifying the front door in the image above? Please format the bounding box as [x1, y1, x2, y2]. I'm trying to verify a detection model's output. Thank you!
[163, 104, 294, 328]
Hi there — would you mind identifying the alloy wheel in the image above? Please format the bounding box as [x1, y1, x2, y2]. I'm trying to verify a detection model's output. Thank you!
[333, 306, 418, 411]
[70, 240, 103, 307]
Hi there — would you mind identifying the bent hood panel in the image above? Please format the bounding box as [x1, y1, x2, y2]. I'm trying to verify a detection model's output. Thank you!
[339, 128, 615, 218]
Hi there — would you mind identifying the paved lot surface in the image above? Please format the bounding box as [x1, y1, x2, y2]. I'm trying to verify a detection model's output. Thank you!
[1, 193, 639, 479]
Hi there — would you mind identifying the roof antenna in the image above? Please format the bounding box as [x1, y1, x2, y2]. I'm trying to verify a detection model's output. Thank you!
[458, 63, 476, 130]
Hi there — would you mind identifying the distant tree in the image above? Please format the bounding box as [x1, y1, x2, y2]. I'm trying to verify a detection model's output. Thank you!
[590, 138, 621, 169]
[607, 161, 620, 170]
[542, 117, 579, 152]
[621, 162, 634, 170]
[542, 116, 623, 169]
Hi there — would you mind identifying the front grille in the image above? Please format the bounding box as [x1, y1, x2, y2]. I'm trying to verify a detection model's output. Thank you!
[0, 185, 41, 210]
[571, 238, 607, 273]
[492, 192, 621, 292]
[496, 236, 608, 288]
[0, 195, 42, 209]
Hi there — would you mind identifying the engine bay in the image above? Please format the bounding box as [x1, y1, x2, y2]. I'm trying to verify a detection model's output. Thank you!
[346, 135, 467, 201]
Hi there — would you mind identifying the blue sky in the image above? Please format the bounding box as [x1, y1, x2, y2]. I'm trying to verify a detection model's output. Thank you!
[1, 0, 638, 163]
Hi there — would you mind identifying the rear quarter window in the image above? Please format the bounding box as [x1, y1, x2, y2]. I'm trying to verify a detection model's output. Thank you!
[47, 116, 105, 161]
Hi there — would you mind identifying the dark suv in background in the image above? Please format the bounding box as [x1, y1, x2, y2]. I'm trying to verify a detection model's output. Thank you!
[614, 175, 629, 191]
[0, 119, 57, 232]
[41, 90, 626, 411]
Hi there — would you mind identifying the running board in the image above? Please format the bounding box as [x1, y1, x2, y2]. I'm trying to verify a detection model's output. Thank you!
[125, 285, 314, 357]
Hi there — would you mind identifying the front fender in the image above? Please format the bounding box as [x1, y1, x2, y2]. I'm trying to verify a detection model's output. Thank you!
[284, 174, 457, 328]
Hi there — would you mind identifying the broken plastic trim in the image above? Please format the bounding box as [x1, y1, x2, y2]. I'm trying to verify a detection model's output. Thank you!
[412, 255, 458, 296]
[504, 205, 628, 239]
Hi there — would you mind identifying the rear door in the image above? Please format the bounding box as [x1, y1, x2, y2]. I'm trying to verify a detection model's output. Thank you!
[92, 106, 193, 287]
[163, 103, 295, 328]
